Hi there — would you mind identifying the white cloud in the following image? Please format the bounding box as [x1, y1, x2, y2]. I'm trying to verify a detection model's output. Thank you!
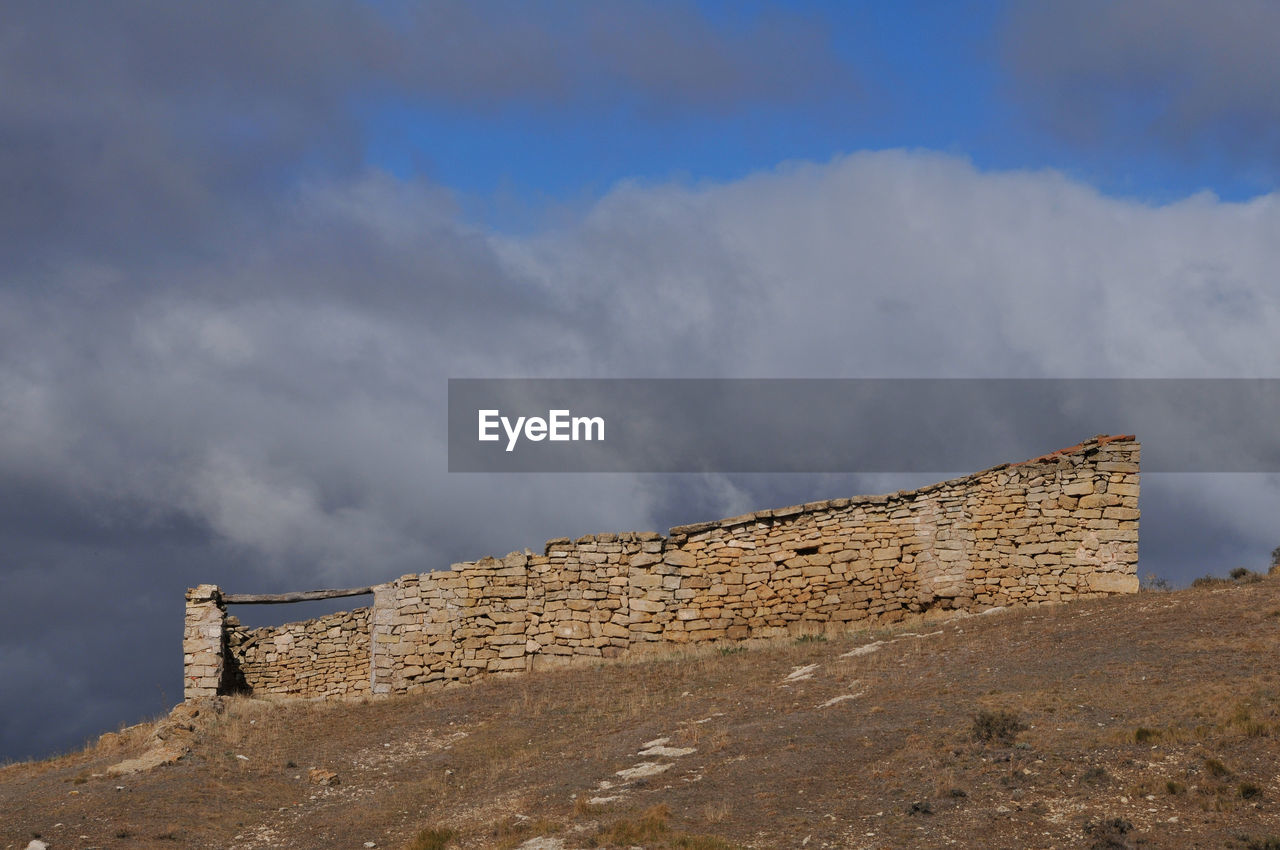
[512, 151, 1280, 379]
[6, 151, 1280, 583]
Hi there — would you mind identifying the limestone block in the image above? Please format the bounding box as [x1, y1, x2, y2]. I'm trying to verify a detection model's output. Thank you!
[1087, 572, 1139, 594]
[664, 550, 697, 568]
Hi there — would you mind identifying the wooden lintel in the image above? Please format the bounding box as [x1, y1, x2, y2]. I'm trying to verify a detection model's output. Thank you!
[222, 586, 375, 604]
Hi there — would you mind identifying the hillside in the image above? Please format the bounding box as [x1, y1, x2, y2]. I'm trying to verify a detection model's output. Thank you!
[5, 577, 1280, 850]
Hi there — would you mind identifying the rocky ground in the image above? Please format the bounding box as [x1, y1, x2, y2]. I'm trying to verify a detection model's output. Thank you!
[4, 575, 1280, 849]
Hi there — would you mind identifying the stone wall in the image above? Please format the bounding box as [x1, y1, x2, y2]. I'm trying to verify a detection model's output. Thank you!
[223, 607, 371, 698]
[186, 435, 1140, 700]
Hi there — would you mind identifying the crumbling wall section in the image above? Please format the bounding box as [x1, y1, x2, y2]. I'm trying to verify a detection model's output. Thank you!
[223, 607, 371, 698]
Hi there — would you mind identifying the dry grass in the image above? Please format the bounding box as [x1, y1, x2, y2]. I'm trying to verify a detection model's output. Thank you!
[407, 826, 456, 850]
[594, 804, 738, 850]
[5, 578, 1280, 848]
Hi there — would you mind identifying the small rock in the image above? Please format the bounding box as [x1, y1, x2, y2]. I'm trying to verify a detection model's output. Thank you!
[638, 744, 696, 758]
[515, 838, 565, 850]
[169, 702, 200, 723]
[785, 663, 819, 681]
[616, 762, 673, 780]
[106, 743, 186, 776]
[308, 768, 340, 786]
[26, 841, 50, 850]
[819, 692, 864, 708]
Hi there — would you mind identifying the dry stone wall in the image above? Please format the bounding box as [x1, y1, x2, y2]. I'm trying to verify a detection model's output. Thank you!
[185, 436, 1140, 700]
[224, 608, 371, 698]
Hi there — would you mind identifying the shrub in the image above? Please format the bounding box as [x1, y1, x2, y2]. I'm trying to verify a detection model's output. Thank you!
[1235, 837, 1280, 850]
[1205, 757, 1231, 777]
[1083, 817, 1133, 850]
[1140, 573, 1171, 592]
[1081, 766, 1109, 784]
[1192, 575, 1232, 588]
[1133, 727, 1160, 744]
[970, 710, 1025, 745]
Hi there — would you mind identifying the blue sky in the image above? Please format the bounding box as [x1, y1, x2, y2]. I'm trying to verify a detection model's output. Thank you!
[3, 0, 1280, 763]
[359, 1, 1274, 221]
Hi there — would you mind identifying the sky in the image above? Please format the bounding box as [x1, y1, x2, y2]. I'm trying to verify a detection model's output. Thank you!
[2, 0, 1280, 763]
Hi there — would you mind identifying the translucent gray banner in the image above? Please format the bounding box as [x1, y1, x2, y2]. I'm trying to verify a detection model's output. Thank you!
[447, 379, 1280, 472]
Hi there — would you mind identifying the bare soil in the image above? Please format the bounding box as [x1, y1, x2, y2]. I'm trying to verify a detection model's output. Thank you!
[5, 578, 1280, 849]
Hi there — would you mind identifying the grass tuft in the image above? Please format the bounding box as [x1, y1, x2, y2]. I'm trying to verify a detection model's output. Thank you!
[407, 826, 455, 850]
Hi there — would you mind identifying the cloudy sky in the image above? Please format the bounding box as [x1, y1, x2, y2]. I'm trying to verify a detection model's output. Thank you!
[3, 1, 1280, 763]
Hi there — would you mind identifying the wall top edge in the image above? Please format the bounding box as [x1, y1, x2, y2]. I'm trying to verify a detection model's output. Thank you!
[380, 434, 1138, 590]
[667, 434, 1138, 537]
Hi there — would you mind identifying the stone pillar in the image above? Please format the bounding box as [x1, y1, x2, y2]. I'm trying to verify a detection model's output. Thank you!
[370, 582, 395, 694]
[184, 584, 226, 700]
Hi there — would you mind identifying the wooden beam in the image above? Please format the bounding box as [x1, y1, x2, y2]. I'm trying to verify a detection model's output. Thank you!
[222, 586, 375, 604]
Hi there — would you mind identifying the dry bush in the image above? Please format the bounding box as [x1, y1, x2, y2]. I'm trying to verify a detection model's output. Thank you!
[970, 710, 1025, 745]
[1083, 817, 1134, 850]
[1205, 757, 1231, 777]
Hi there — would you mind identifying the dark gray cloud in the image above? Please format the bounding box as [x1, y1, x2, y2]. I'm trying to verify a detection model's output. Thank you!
[0, 0, 851, 274]
[1003, 0, 1280, 164]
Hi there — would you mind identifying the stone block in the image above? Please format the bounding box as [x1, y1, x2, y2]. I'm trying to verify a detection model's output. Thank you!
[664, 550, 697, 568]
[1087, 572, 1139, 594]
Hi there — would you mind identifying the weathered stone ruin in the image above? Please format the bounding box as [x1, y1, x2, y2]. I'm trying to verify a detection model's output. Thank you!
[184, 435, 1140, 701]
